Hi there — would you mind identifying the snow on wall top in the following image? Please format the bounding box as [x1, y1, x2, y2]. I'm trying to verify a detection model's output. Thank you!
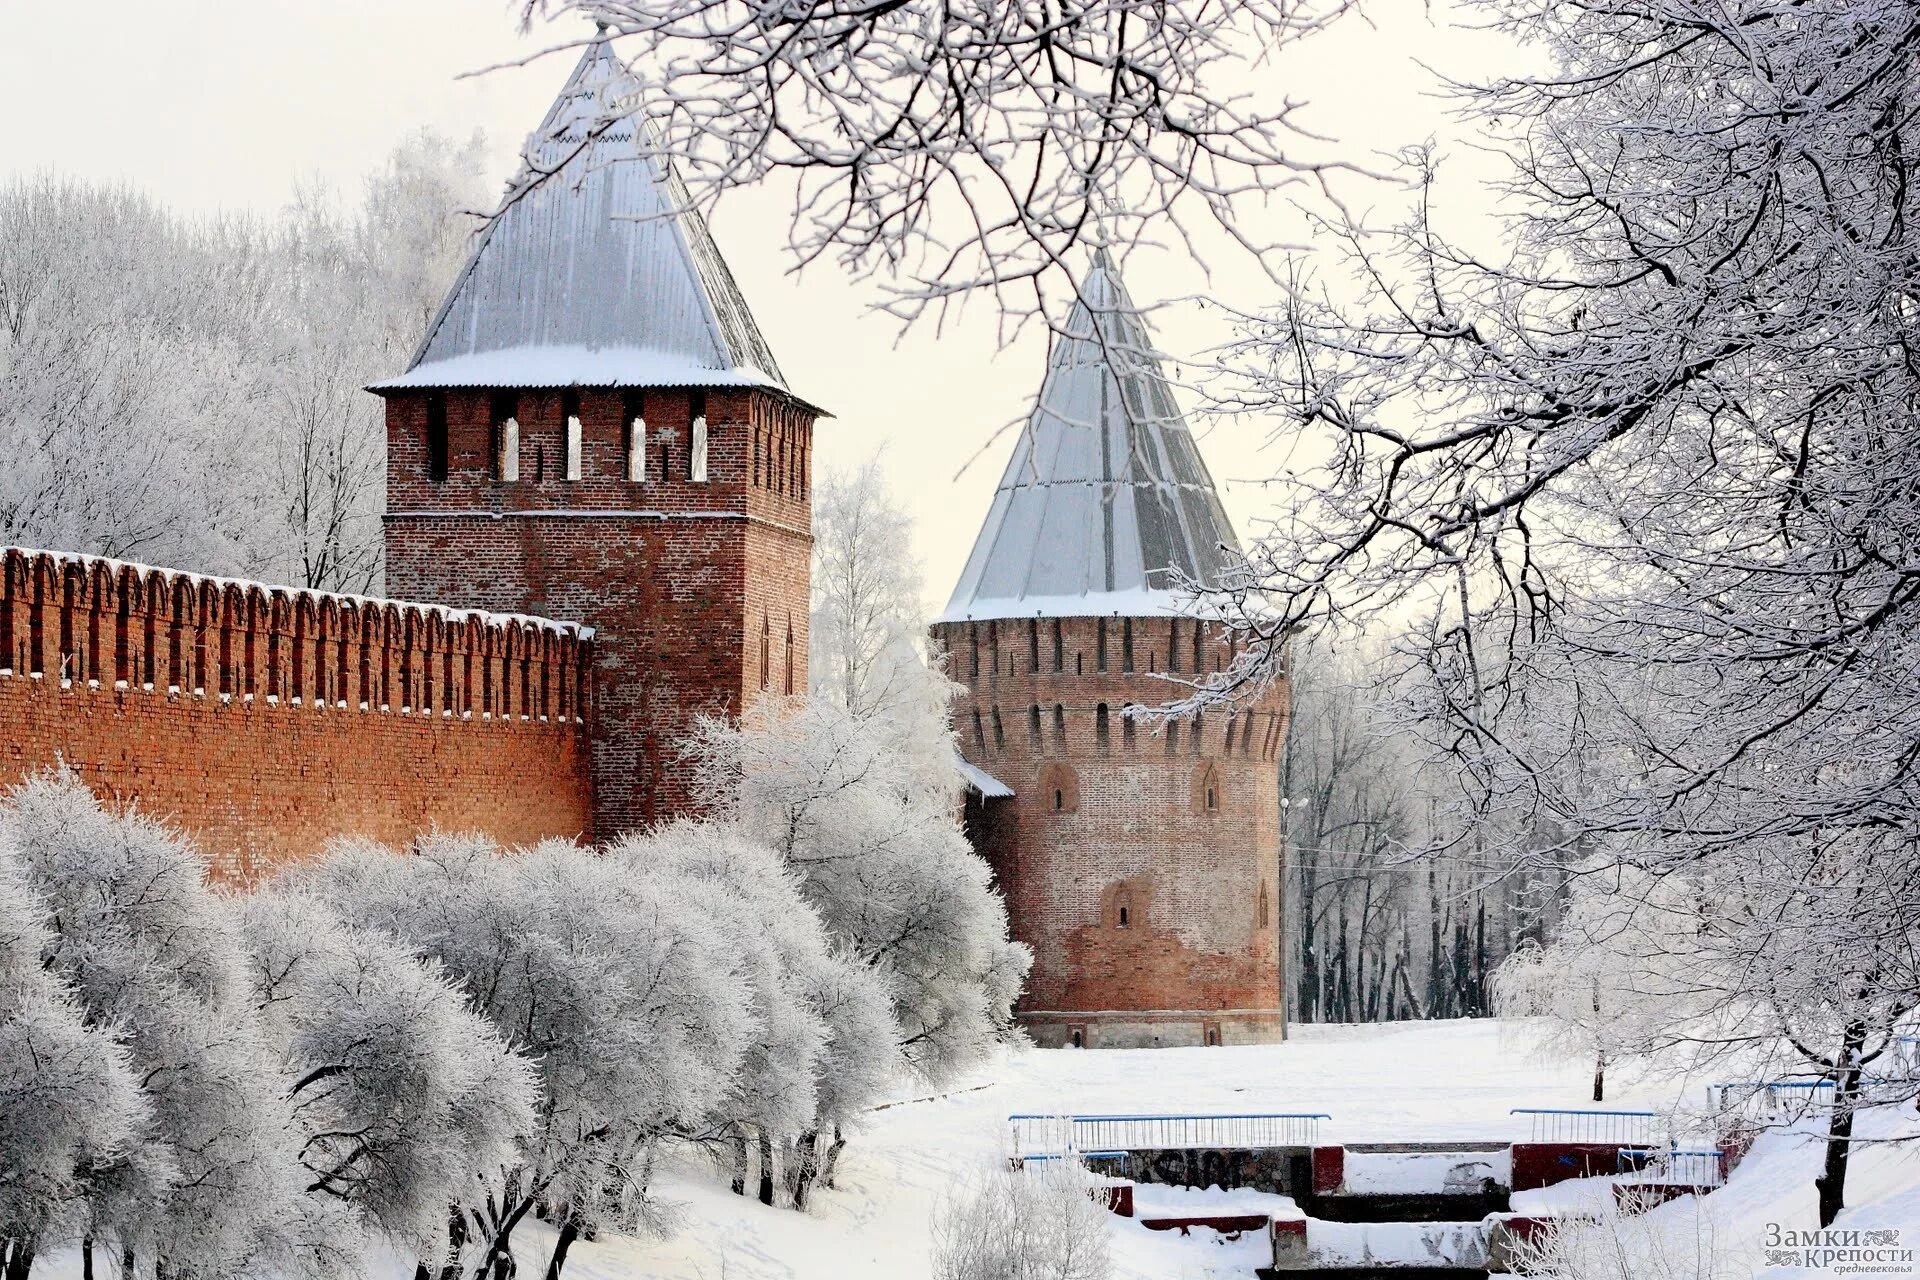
[374, 33, 793, 399]
[2, 546, 592, 640]
[936, 248, 1240, 625]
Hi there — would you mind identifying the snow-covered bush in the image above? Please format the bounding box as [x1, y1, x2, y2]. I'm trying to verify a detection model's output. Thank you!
[298, 832, 751, 1278]
[1506, 1204, 1745, 1280]
[0, 848, 144, 1274]
[0, 770, 349, 1280]
[695, 697, 1031, 1085]
[238, 887, 537, 1265]
[930, 1158, 1112, 1280]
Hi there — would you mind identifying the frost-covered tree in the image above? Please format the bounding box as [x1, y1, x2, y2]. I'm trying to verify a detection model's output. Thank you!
[238, 888, 538, 1268]
[0, 850, 143, 1279]
[0, 771, 348, 1280]
[298, 834, 750, 1280]
[808, 460, 964, 797]
[608, 821, 895, 1209]
[1491, 871, 1702, 1103]
[695, 699, 1030, 1085]
[790, 948, 897, 1205]
[0, 131, 484, 591]
[607, 822, 823, 1208]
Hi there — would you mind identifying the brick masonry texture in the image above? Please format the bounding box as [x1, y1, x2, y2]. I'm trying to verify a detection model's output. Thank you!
[0, 548, 592, 882]
[382, 385, 814, 835]
[936, 615, 1289, 1048]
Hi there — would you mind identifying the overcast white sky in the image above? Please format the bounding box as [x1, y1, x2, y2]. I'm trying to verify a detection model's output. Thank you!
[0, 2, 1505, 612]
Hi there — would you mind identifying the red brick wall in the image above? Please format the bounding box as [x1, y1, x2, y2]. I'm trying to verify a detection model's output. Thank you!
[937, 615, 1289, 1047]
[0, 548, 592, 882]
[382, 385, 814, 835]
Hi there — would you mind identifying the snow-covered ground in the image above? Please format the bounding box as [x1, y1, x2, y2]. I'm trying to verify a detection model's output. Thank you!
[37, 1019, 1920, 1278]
[568, 1019, 1920, 1280]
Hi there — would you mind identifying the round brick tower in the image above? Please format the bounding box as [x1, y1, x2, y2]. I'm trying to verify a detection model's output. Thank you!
[933, 250, 1288, 1049]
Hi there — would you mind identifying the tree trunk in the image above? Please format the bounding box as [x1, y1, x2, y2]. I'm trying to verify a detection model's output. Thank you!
[82, 1240, 94, 1280]
[1590, 976, 1605, 1101]
[471, 1192, 534, 1280]
[821, 1125, 848, 1189]
[1815, 1035, 1867, 1228]
[120, 1247, 134, 1280]
[2, 1236, 32, 1280]
[792, 1131, 823, 1210]
[731, 1128, 749, 1196]
[543, 1219, 579, 1280]
[436, 1207, 468, 1280]
[757, 1131, 776, 1206]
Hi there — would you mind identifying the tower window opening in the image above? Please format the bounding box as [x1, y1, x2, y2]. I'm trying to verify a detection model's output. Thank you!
[969, 624, 980, 680]
[689, 392, 709, 482]
[1053, 788, 1065, 811]
[1028, 703, 1042, 747]
[1118, 906, 1129, 928]
[973, 708, 987, 750]
[1070, 1028, 1084, 1048]
[426, 394, 449, 483]
[1096, 618, 1108, 672]
[1051, 619, 1064, 672]
[784, 620, 795, 695]
[624, 391, 647, 481]
[992, 707, 1005, 750]
[1052, 703, 1066, 747]
[1122, 618, 1135, 672]
[1122, 709, 1137, 748]
[760, 615, 770, 691]
[1028, 619, 1040, 672]
[1095, 703, 1110, 750]
[490, 392, 519, 482]
[1168, 619, 1181, 673]
[562, 391, 583, 481]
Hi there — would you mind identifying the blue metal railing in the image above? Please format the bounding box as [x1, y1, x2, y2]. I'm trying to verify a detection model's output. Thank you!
[1008, 1112, 1329, 1156]
[1617, 1147, 1727, 1188]
[1511, 1108, 1660, 1145]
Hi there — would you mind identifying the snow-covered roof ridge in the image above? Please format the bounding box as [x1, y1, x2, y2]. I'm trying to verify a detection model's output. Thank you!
[376, 31, 798, 402]
[1, 545, 592, 639]
[940, 246, 1241, 622]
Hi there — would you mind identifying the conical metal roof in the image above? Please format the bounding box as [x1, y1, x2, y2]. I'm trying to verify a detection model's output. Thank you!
[937, 249, 1240, 623]
[373, 33, 796, 398]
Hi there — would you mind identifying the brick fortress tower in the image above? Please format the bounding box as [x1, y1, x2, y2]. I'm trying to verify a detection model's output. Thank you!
[375, 35, 822, 838]
[932, 250, 1288, 1048]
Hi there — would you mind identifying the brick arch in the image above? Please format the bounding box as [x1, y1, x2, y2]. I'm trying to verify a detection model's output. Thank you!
[1037, 760, 1079, 815]
[1101, 878, 1150, 931]
[1192, 759, 1224, 814]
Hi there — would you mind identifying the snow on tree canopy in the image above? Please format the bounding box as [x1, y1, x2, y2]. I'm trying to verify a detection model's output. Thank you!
[372, 32, 801, 402]
[937, 247, 1241, 623]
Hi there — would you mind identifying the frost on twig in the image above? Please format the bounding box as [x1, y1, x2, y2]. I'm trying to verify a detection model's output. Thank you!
[512, 0, 1358, 332]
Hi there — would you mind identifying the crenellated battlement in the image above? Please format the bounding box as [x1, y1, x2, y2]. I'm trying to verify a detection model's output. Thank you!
[0, 547, 591, 726]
